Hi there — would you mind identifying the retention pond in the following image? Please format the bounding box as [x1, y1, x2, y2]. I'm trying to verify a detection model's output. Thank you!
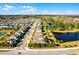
[53, 32, 79, 42]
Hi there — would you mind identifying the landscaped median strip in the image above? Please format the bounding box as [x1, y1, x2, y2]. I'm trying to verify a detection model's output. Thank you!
[26, 19, 39, 47]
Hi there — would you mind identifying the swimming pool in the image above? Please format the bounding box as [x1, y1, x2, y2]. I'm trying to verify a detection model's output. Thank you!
[0, 32, 6, 37]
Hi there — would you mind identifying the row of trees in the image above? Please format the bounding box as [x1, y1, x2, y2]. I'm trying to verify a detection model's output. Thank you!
[47, 17, 79, 31]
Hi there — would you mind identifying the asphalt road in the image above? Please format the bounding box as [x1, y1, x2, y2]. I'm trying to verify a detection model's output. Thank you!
[1, 47, 79, 55]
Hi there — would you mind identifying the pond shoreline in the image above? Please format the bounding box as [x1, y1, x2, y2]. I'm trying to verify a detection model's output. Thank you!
[52, 29, 79, 33]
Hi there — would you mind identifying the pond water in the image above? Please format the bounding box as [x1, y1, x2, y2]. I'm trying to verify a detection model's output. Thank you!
[0, 32, 6, 36]
[53, 32, 79, 42]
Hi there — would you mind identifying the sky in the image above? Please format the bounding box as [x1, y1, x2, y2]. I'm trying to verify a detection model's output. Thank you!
[0, 3, 79, 15]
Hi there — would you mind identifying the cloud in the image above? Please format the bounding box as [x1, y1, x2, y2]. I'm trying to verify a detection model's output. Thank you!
[0, 4, 79, 15]
[39, 8, 79, 15]
[21, 6, 26, 8]
[0, 6, 1, 8]
[15, 11, 19, 13]
[21, 6, 33, 9]
[42, 10, 48, 13]
[21, 6, 36, 14]
[66, 9, 78, 15]
[2, 4, 15, 11]
[50, 9, 79, 15]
